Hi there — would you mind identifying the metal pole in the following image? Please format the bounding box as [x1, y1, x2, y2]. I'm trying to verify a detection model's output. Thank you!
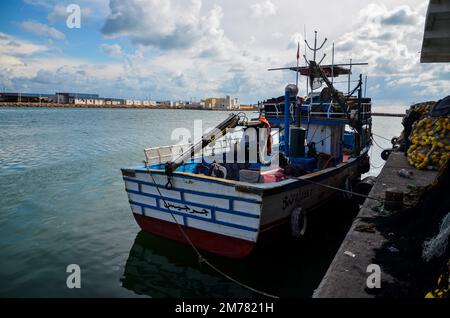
[355, 74, 363, 156]
[348, 59, 352, 95]
[364, 75, 368, 98]
[331, 42, 335, 85]
[313, 31, 317, 61]
[284, 90, 290, 157]
[296, 44, 299, 88]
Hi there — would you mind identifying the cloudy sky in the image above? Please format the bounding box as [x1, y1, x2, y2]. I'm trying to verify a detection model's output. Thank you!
[0, 0, 448, 109]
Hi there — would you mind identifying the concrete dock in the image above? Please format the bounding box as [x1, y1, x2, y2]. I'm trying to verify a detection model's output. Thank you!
[313, 151, 439, 298]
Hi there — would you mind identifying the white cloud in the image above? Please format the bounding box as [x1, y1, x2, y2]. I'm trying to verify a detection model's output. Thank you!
[101, 0, 226, 52]
[251, 0, 278, 17]
[332, 2, 449, 104]
[20, 20, 65, 40]
[288, 33, 304, 49]
[0, 32, 48, 57]
[101, 43, 123, 58]
[3, 0, 448, 106]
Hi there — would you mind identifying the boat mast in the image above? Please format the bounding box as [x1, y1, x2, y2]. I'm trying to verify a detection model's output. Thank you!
[304, 31, 327, 95]
[348, 58, 352, 95]
[304, 25, 308, 96]
[331, 42, 335, 85]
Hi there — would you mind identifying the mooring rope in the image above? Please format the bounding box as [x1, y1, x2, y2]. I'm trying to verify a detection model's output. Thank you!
[372, 133, 392, 142]
[370, 146, 386, 169]
[294, 176, 384, 203]
[371, 137, 386, 150]
[144, 163, 279, 299]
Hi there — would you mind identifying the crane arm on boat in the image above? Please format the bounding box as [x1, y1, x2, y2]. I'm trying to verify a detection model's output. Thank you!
[163, 113, 243, 188]
[308, 61, 364, 132]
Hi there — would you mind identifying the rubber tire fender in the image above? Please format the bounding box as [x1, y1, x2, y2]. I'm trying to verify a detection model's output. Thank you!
[341, 176, 353, 200]
[291, 207, 307, 238]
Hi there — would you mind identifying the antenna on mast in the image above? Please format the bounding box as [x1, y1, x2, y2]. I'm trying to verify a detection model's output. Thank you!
[305, 31, 327, 64]
[304, 31, 328, 92]
[304, 25, 308, 96]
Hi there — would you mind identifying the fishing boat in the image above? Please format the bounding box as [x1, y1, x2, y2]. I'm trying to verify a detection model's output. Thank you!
[121, 32, 373, 258]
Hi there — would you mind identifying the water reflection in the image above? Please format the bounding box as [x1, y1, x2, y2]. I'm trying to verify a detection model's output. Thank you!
[121, 231, 255, 298]
[121, 199, 359, 298]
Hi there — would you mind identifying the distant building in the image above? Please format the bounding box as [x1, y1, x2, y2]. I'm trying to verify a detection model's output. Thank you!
[55, 93, 100, 104]
[0, 92, 54, 103]
[202, 96, 240, 110]
[105, 98, 125, 106]
[1, 91, 242, 110]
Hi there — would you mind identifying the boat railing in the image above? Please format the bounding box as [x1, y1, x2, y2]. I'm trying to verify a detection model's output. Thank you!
[144, 136, 243, 165]
[262, 101, 372, 121]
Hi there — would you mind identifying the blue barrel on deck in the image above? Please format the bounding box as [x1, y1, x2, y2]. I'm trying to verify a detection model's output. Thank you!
[344, 131, 355, 149]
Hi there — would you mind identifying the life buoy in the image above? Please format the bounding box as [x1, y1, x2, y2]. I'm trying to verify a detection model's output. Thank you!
[291, 207, 307, 238]
[259, 117, 272, 156]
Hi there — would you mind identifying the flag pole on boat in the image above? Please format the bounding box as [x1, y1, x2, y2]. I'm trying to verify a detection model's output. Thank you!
[296, 41, 300, 88]
[304, 25, 309, 96]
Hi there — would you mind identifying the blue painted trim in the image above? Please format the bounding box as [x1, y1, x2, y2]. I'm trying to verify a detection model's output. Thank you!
[301, 119, 346, 126]
[130, 200, 258, 232]
[126, 188, 259, 219]
[268, 119, 346, 126]
[128, 167, 237, 186]
[122, 177, 262, 204]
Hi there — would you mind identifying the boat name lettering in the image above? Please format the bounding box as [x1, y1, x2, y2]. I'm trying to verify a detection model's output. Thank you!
[282, 189, 313, 211]
[163, 202, 209, 216]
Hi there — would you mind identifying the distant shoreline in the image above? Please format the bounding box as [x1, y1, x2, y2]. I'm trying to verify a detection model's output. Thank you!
[0, 102, 258, 112]
[371, 113, 405, 117]
[0, 103, 404, 117]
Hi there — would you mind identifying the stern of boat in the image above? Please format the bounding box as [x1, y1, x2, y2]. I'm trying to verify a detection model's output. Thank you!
[121, 167, 264, 258]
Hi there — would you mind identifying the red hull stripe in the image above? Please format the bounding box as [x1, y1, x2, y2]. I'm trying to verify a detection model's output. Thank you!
[134, 214, 256, 259]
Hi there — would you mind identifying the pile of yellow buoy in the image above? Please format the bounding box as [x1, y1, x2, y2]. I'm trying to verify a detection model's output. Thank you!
[410, 102, 434, 120]
[408, 117, 450, 170]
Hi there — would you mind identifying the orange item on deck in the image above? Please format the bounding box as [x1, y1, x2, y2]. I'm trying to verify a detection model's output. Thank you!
[259, 117, 272, 155]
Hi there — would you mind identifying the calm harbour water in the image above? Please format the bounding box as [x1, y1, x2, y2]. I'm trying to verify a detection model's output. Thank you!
[0, 107, 402, 297]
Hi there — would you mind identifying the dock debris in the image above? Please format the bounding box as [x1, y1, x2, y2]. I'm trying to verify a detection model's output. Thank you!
[422, 212, 450, 262]
[397, 169, 413, 179]
[387, 246, 400, 253]
[344, 251, 356, 258]
[384, 187, 404, 211]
